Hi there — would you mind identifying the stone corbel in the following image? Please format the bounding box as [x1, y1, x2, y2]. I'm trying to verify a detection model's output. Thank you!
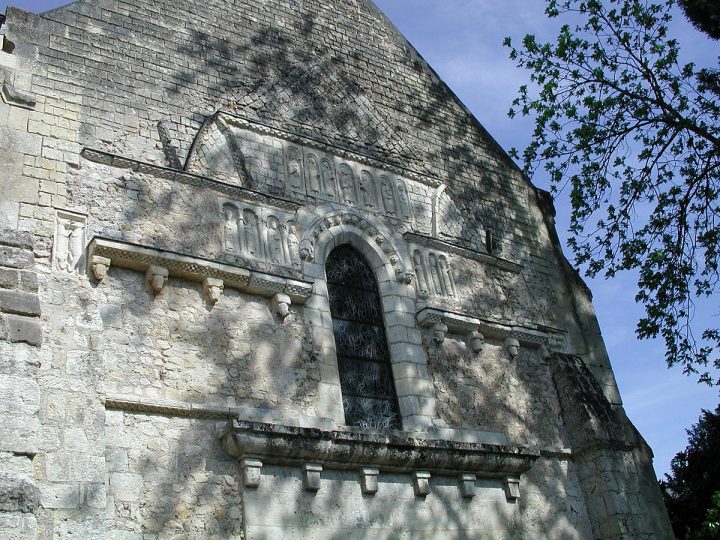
[359, 467, 379, 495]
[146, 265, 169, 295]
[466, 330, 485, 355]
[87, 237, 314, 303]
[203, 277, 224, 305]
[423, 322, 448, 347]
[413, 471, 431, 497]
[272, 293, 291, 320]
[240, 458, 263, 488]
[505, 337, 521, 360]
[303, 463, 323, 492]
[395, 266, 415, 284]
[504, 476, 521, 501]
[459, 473, 476, 498]
[90, 255, 111, 282]
[417, 306, 559, 353]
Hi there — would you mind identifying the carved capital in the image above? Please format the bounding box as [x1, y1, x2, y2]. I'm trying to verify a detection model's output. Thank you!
[203, 277, 224, 305]
[146, 265, 169, 295]
[90, 255, 111, 282]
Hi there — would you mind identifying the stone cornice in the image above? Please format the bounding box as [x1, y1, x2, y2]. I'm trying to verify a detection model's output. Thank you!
[221, 419, 540, 477]
[80, 148, 300, 212]
[403, 232, 523, 273]
[88, 237, 313, 302]
[416, 306, 562, 346]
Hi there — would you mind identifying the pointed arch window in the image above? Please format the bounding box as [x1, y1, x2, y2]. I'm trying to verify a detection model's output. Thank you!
[326, 245, 402, 430]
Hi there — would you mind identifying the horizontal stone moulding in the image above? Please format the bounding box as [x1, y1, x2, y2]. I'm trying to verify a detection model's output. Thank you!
[80, 148, 299, 212]
[220, 419, 539, 478]
[87, 237, 313, 303]
[416, 306, 560, 348]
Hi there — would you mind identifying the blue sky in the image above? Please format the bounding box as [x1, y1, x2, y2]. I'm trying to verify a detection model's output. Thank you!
[2, 0, 718, 478]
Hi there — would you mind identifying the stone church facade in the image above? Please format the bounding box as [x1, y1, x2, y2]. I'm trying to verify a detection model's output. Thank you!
[0, 0, 673, 538]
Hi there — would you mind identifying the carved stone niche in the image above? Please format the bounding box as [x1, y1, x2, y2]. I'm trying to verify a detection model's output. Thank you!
[221, 419, 539, 499]
[54, 210, 87, 274]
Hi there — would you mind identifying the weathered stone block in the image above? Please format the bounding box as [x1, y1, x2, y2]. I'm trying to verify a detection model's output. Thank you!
[39, 482, 81, 509]
[0, 289, 40, 316]
[0, 267, 19, 290]
[0, 472, 39, 513]
[46, 453, 105, 483]
[0, 245, 33, 269]
[0, 313, 42, 346]
[109, 472, 144, 501]
[0, 513, 37, 540]
[0, 374, 40, 416]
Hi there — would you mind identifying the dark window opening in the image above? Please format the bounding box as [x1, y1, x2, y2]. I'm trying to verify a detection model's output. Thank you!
[326, 245, 402, 430]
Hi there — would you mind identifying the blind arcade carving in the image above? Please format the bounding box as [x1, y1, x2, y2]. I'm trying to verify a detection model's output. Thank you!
[221, 201, 301, 269]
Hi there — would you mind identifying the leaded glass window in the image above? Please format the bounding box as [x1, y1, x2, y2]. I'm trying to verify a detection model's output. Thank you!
[326, 245, 402, 430]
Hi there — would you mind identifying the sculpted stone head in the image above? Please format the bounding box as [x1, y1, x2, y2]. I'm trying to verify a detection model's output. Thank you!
[272, 293, 292, 320]
[505, 337, 521, 359]
[432, 323, 448, 345]
[468, 330, 485, 354]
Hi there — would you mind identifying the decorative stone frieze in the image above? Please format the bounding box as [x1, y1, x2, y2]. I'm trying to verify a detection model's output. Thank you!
[81, 148, 300, 213]
[203, 113, 443, 189]
[409, 244, 456, 299]
[302, 463, 323, 492]
[87, 237, 313, 302]
[221, 199, 300, 269]
[240, 459, 263, 489]
[404, 232, 523, 274]
[412, 471, 431, 497]
[145, 265, 169, 295]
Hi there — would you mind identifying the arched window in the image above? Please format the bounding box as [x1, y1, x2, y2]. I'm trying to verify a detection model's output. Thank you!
[326, 245, 402, 430]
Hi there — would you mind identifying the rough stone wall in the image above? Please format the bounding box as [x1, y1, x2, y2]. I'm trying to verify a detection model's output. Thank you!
[0, 0, 674, 538]
[0, 230, 42, 540]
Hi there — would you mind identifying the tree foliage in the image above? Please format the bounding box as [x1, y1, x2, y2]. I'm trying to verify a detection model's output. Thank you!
[679, 0, 720, 40]
[659, 405, 720, 539]
[505, 0, 720, 384]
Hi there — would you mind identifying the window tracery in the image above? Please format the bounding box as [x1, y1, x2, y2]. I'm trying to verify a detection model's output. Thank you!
[326, 245, 401, 430]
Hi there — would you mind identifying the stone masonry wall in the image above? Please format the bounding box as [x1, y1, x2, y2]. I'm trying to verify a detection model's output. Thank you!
[0, 230, 42, 540]
[0, 0, 673, 538]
